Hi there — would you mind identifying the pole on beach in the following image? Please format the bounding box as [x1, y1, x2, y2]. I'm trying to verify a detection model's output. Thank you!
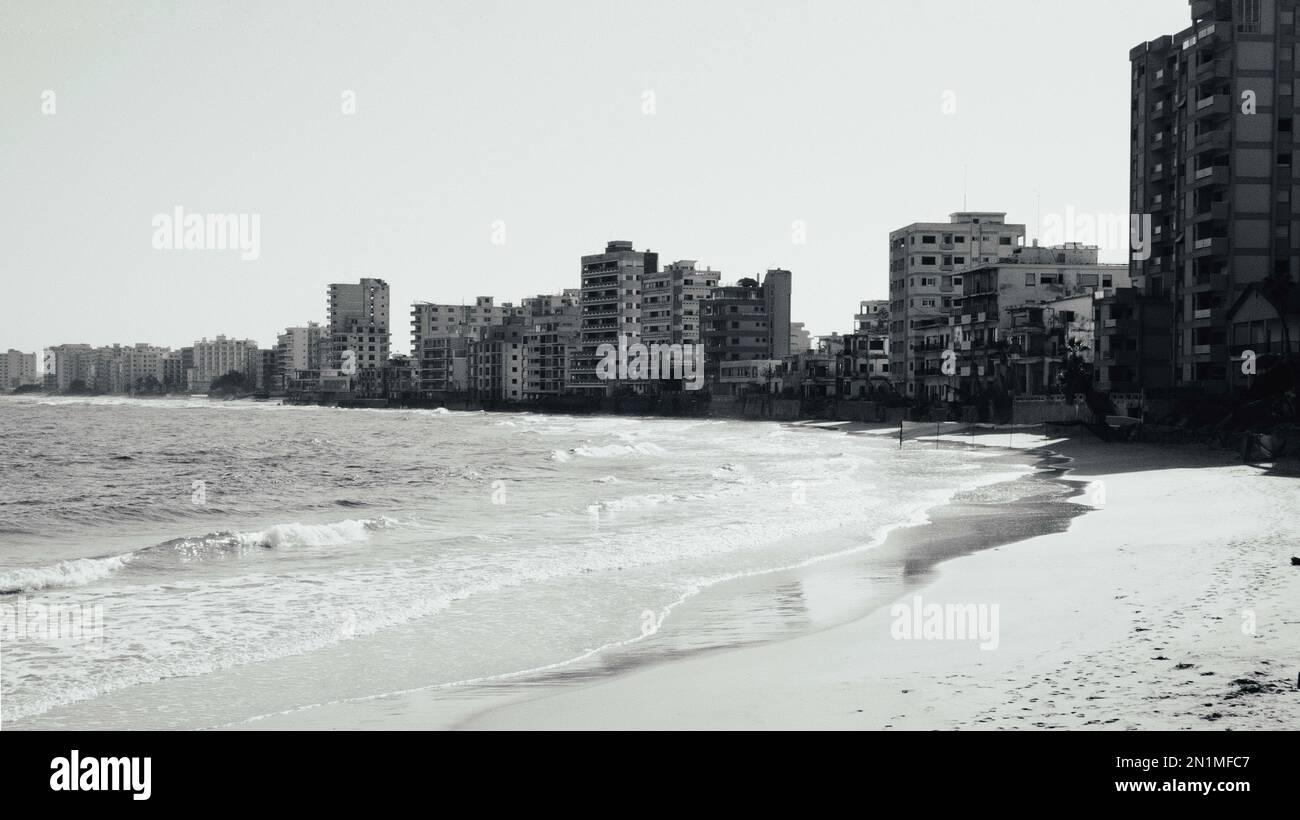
[899, 417, 904, 448]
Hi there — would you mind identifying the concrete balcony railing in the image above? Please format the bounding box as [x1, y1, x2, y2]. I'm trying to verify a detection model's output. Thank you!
[1194, 129, 1230, 153]
[1192, 166, 1229, 187]
[1192, 237, 1228, 256]
[1195, 95, 1231, 119]
[1194, 57, 1230, 81]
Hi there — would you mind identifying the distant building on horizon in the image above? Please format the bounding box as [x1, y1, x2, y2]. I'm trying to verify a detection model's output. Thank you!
[327, 278, 390, 372]
[1, 349, 38, 390]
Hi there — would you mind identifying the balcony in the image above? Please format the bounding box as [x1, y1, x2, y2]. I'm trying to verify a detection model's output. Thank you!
[1192, 201, 1229, 223]
[1192, 237, 1228, 257]
[1190, 307, 1227, 326]
[1192, 165, 1229, 188]
[1194, 130, 1230, 153]
[1194, 57, 1230, 81]
[1194, 95, 1231, 120]
[1151, 99, 1172, 120]
[1152, 67, 1173, 90]
[1191, 343, 1227, 360]
[1192, 272, 1231, 292]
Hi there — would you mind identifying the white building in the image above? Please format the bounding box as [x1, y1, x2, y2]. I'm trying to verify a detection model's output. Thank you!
[190, 335, 259, 390]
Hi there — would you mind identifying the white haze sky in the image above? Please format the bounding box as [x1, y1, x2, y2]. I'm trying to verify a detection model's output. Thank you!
[1, 0, 1188, 359]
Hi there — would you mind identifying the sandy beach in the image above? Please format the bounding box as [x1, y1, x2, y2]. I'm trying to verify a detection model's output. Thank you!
[230, 427, 1300, 731]
[452, 431, 1300, 731]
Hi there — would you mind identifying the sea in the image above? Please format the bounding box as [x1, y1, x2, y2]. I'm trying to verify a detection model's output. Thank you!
[0, 395, 1039, 729]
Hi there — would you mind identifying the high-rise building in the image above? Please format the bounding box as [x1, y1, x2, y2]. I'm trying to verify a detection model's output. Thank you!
[641, 260, 721, 347]
[1130, 0, 1300, 392]
[410, 297, 512, 396]
[0, 349, 38, 390]
[275, 323, 325, 390]
[702, 269, 793, 390]
[521, 290, 580, 398]
[327, 278, 390, 371]
[889, 212, 1027, 397]
[569, 240, 658, 394]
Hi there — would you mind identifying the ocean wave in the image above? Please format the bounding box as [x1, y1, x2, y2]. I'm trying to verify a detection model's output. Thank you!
[0, 554, 133, 594]
[153, 518, 397, 559]
[569, 442, 667, 459]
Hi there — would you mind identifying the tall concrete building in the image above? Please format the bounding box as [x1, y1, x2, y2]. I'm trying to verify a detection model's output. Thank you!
[641, 260, 721, 346]
[410, 296, 511, 353]
[327, 278, 390, 371]
[410, 297, 512, 396]
[190, 335, 259, 390]
[569, 240, 658, 394]
[889, 212, 1026, 397]
[954, 244, 1128, 400]
[1, 349, 38, 390]
[521, 290, 580, 398]
[702, 269, 793, 389]
[1131, 0, 1300, 393]
[275, 323, 325, 390]
[44, 344, 93, 391]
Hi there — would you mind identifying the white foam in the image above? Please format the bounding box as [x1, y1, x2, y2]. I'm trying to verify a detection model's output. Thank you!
[0, 554, 133, 594]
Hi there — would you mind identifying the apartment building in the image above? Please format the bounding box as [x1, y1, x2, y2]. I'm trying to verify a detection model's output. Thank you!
[1095, 288, 1177, 395]
[469, 322, 526, 402]
[889, 212, 1027, 397]
[640, 260, 720, 346]
[701, 269, 793, 393]
[569, 240, 658, 395]
[275, 323, 325, 391]
[521, 290, 580, 398]
[327, 278, 390, 371]
[0, 349, 38, 390]
[954, 244, 1128, 400]
[1130, 0, 1300, 392]
[189, 335, 260, 390]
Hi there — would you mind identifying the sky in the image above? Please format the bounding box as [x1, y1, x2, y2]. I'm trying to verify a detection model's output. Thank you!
[1, 0, 1191, 360]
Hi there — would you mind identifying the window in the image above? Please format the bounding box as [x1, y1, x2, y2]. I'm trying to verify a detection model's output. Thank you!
[1237, 0, 1261, 33]
[943, 255, 953, 266]
[954, 256, 966, 265]
[1026, 273, 1037, 286]
[999, 237, 1012, 245]
[921, 256, 937, 266]
[1080, 273, 1099, 287]
[955, 236, 966, 243]
[922, 235, 937, 244]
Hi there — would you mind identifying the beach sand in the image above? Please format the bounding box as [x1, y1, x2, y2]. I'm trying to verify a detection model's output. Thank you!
[453, 432, 1300, 730]
[239, 430, 1300, 730]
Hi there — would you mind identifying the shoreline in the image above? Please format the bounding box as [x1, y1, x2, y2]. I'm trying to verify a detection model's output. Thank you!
[233, 430, 1093, 730]
[455, 432, 1299, 730]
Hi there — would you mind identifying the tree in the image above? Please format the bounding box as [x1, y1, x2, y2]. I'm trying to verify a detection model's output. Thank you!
[208, 370, 255, 396]
[1057, 338, 1092, 403]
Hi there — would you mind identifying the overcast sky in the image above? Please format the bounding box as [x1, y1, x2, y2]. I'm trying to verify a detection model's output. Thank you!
[1, 0, 1190, 358]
